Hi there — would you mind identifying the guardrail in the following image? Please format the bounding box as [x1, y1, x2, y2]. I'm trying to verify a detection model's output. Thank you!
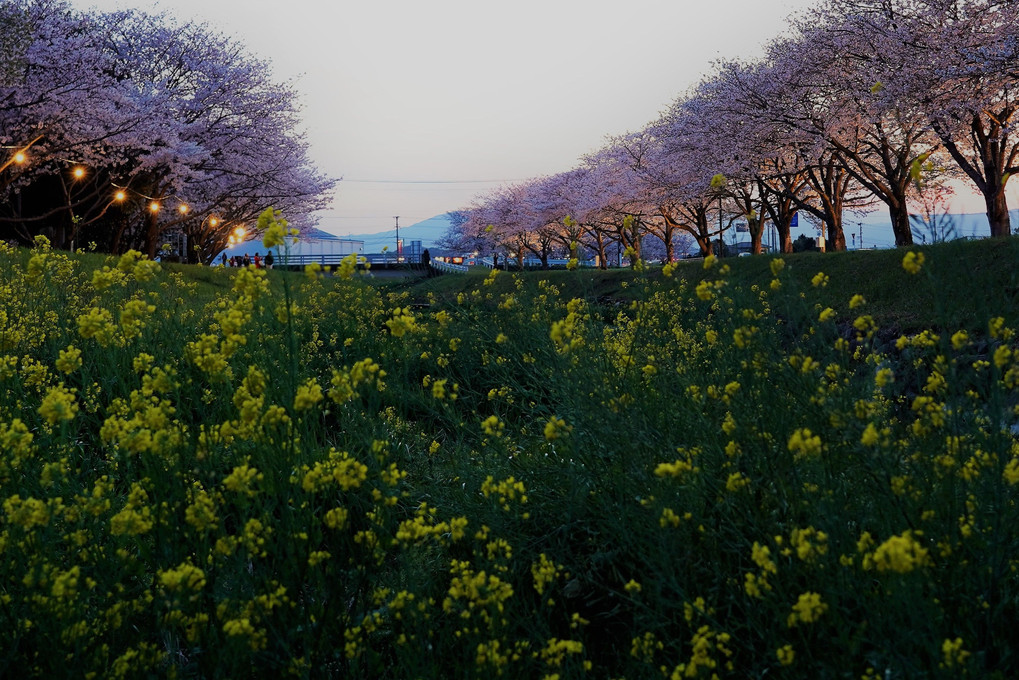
[432, 260, 468, 273]
[271, 253, 428, 267]
[272, 253, 361, 267]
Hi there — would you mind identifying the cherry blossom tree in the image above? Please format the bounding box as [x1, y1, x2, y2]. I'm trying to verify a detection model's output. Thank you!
[880, 0, 1019, 236]
[0, 1, 334, 261]
[579, 138, 661, 264]
[450, 0, 1019, 258]
[639, 103, 732, 258]
[704, 58, 871, 252]
[772, 1, 948, 246]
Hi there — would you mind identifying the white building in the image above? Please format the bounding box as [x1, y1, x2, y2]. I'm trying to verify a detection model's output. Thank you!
[218, 228, 364, 266]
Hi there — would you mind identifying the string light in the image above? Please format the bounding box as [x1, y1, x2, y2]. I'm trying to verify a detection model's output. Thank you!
[0, 135, 43, 174]
[2, 145, 239, 249]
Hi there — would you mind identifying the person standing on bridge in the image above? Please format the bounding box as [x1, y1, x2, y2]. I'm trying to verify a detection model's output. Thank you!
[265, 251, 274, 269]
[422, 248, 432, 277]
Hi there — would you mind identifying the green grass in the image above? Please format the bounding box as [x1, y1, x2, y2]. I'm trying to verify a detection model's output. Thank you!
[402, 237, 1019, 336]
[3, 238, 1019, 678]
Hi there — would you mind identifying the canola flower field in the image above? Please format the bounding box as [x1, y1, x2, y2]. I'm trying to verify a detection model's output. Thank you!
[3, 234, 1019, 679]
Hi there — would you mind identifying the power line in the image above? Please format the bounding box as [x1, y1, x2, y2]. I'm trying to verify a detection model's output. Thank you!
[317, 214, 440, 220]
[340, 178, 521, 183]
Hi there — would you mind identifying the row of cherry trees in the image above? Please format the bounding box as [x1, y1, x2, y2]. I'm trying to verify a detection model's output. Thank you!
[446, 0, 1019, 263]
[0, 0, 334, 262]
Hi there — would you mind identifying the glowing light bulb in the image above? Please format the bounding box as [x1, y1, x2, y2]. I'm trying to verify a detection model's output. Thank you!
[13, 152, 25, 164]
[72, 167, 85, 179]
[209, 217, 219, 227]
[114, 191, 126, 202]
[149, 201, 160, 213]
[178, 204, 189, 215]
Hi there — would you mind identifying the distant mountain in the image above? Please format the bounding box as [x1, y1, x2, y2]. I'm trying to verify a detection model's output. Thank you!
[305, 227, 341, 240]
[322, 214, 451, 252]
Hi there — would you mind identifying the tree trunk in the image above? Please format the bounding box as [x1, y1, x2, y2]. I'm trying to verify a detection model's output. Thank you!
[145, 211, 160, 259]
[828, 215, 847, 251]
[111, 217, 127, 255]
[826, 190, 847, 251]
[695, 234, 712, 257]
[986, 187, 1012, 237]
[750, 227, 763, 255]
[775, 222, 792, 253]
[890, 204, 914, 247]
[596, 232, 608, 270]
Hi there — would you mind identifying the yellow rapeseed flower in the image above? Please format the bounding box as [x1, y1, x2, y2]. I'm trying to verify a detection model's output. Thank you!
[866, 531, 929, 573]
[158, 562, 207, 592]
[695, 280, 714, 301]
[725, 472, 750, 492]
[941, 637, 970, 669]
[386, 307, 417, 337]
[787, 428, 822, 459]
[481, 415, 505, 437]
[294, 379, 324, 411]
[860, 423, 881, 447]
[902, 251, 925, 275]
[55, 345, 83, 374]
[223, 464, 263, 497]
[543, 416, 570, 440]
[38, 384, 79, 425]
[787, 592, 827, 627]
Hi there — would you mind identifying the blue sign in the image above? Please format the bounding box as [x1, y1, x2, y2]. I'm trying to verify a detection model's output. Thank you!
[790, 212, 799, 228]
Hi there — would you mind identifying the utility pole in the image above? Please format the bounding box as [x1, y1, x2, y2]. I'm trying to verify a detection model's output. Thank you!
[394, 216, 400, 262]
[718, 196, 723, 256]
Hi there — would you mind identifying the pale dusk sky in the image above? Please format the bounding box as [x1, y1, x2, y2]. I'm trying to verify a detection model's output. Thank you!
[67, 0, 1003, 243]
